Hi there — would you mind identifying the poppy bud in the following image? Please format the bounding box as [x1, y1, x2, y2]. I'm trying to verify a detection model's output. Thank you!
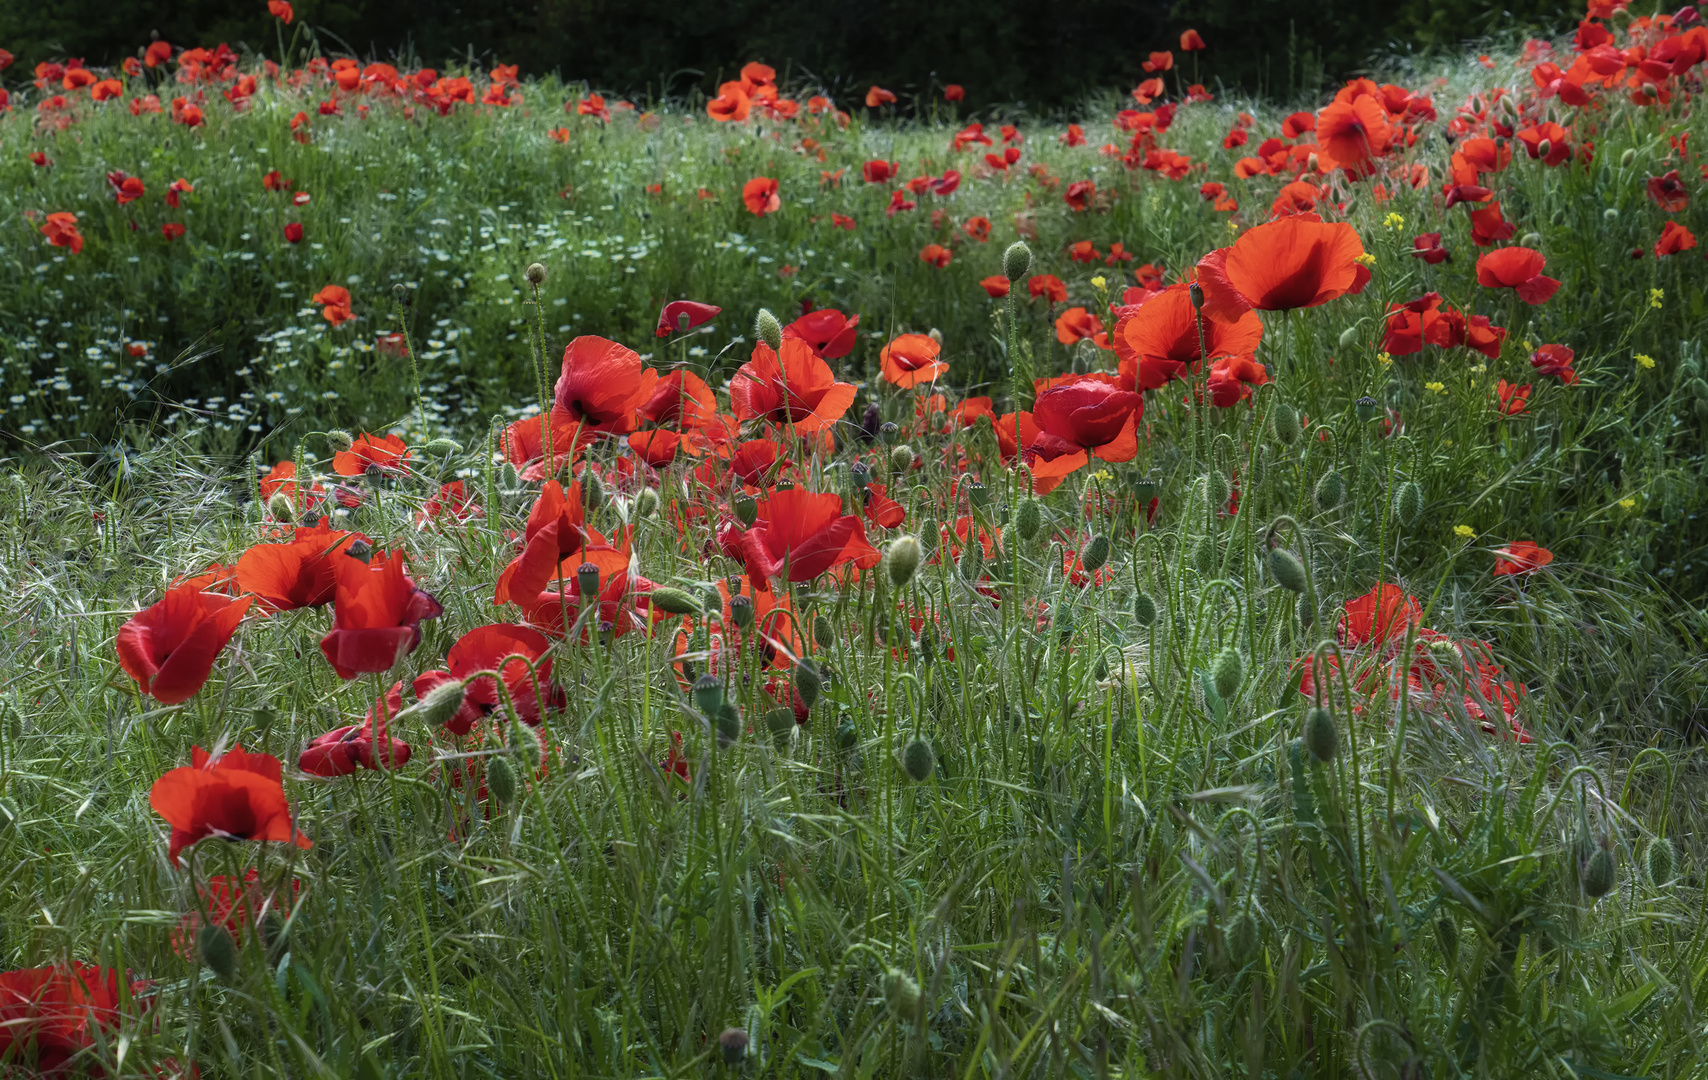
[1304, 706, 1338, 762]
[794, 661, 822, 710]
[1266, 547, 1308, 593]
[1228, 909, 1259, 962]
[422, 438, 462, 457]
[1435, 917, 1459, 962]
[198, 924, 238, 980]
[1394, 481, 1423, 526]
[267, 491, 296, 523]
[486, 753, 518, 806]
[1003, 240, 1032, 282]
[1080, 534, 1110, 574]
[765, 706, 796, 744]
[1355, 395, 1379, 423]
[1620, 147, 1637, 167]
[1192, 534, 1219, 577]
[1054, 602, 1074, 639]
[813, 614, 834, 649]
[583, 473, 606, 509]
[917, 516, 939, 556]
[1189, 282, 1205, 310]
[716, 701, 743, 745]
[1271, 403, 1302, 446]
[1204, 471, 1231, 513]
[879, 421, 900, 444]
[883, 967, 923, 1018]
[420, 678, 469, 727]
[693, 673, 725, 714]
[500, 462, 522, 490]
[859, 400, 882, 442]
[346, 539, 372, 564]
[1307, 152, 1319, 173]
[326, 428, 355, 452]
[576, 562, 600, 599]
[392, 283, 409, 302]
[916, 622, 937, 664]
[525, 262, 548, 285]
[733, 494, 757, 526]
[1338, 326, 1359, 349]
[1133, 590, 1158, 626]
[1314, 469, 1343, 511]
[958, 535, 983, 580]
[1582, 845, 1616, 899]
[729, 595, 754, 629]
[887, 534, 922, 589]
[1603, 207, 1619, 221]
[889, 444, 914, 473]
[719, 1028, 749, 1065]
[901, 737, 935, 782]
[634, 487, 660, 517]
[1646, 837, 1676, 886]
[927, 327, 943, 345]
[754, 308, 783, 352]
[260, 910, 288, 958]
[1213, 645, 1243, 699]
[649, 587, 701, 616]
[1519, 232, 1542, 248]
[1016, 497, 1042, 541]
[836, 716, 859, 750]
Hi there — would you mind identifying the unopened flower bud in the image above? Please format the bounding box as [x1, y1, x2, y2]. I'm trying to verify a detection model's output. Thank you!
[1519, 231, 1542, 248]
[813, 614, 834, 649]
[421, 678, 469, 727]
[927, 327, 943, 344]
[1304, 706, 1338, 762]
[716, 701, 743, 745]
[486, 753, 518, 806]
[733, 494, 758, 526]
[392, 283, 410, 302]
[1213, 645, 1243, 699]
[634, 487, 660, 517]
[1338, 325, 1359, 349]
[649, 587, 701, 615]
[500, 462, 522, 490]
[1015, 497, 1042, 541]
[422, 438, 462, 457]
[1192, 534, 1218, 577]
[1266, 547, 1308, 593]
[267, 491, 296, 522]
[1620, 147, 1637, 168]
[887, 535, 922, 588]
[1079, 534, 1110, 574]
[765, 706, 796, 743]
[1603, 207, 1619, 221]
[883, 967, 922, 1017]
[1394, 480, 1424, 526]
[524, 262, 548, 285]
[1582, 845, 1616, 899]
[754, 308, 783, 351]
[1003, 240, 1032, 282]
[1307, 151, 1320, 172]
[889, 444, 914, 473]
[1314, 469, 1344, 511]
[901, 737, 935, 782]
[326, 428, 355, 452]
[1647, 837, 1677, 886]
[1271, 402, 1302, 445]
[793, 661, 821, 710]
[1133, 590, 1158, 626]
[198, 924, 238, 980]
[958, 535, 983, 580]
[1535, 138, 1551, 159]
[1204, 471, 1231, 513]
[719, 1028, 749, 1065]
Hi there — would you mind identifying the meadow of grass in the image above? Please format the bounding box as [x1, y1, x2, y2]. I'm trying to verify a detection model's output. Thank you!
[3, 10, 1708, 1079]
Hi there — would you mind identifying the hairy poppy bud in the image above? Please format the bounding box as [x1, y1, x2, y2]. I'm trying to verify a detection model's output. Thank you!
[765, 706, 796, 744]
[1647, 837, 1676, 886]
[1054, 602, 1074, 639]
[649, 587, 701, 616]
[1003, 240, 1032, 282]
[927, 327, 943, 345]
[1603, 207, 1619, 221]
[1213, 645, 1244, 699]
[346, 539, 373, 564]
[719, 1028, 749, 1065]
[716, 701, 743, 745]
[326, 428, 355, 452]
[1620, 147, 1637, 167]
[1535, 138, 1552, 159]
[634, 487, 660, 517]
[500, 461, 522, 490]
[1435, 917, 1459, 961]
[1080, 534, 1110, 574]
[901, 737, 935, 781]
[1228, 909, 1259, 961]
[1582, 845, 1616, 898]
[889, 444, 914, 473]
[917, 516, 939, 556]
[1188, 282, 1205, 310]
[1338, 325, 1359, 349]
[836, 716, 858, 750]
[1266, 547, 1308, 593]
[887, 535, 922, 589]
[754, 308, 782, 351]
[1519, 231, 1542, 248]
[486, 753, 518, 806]
[392, 283, 410, 303]
[693, 674, 725, 714]
[198, 924, 238, 980]
[576, 562, 600, 599]
[1314, 469, 1344, 511]
[879, 421, 900, 444]
[1307, 151, 1319, 172]
[883, 967, 922, 1018]
[420, 678, 469, 727]
[525, 262, 548, 285]
[422, 438, 462, 458]
[1271, 402, 1302, 445]
[1394, 481, 1423, 526]
[1355, 395, 1379, 423]
[267, 491, 296, 523]
[729, 595, 754, 629]
[793, 661, 822, 710]
[958, 535, 983, 580]
[1205, 471, 1231, 513]
[733, 494, 758, 526]
[1016, 497, 1042, 541]
[1192, 534, 1219, 577]
[1133, 590, 1158, 626]
[813, 614, 834, 649]
[1304, 706, 1338, 762]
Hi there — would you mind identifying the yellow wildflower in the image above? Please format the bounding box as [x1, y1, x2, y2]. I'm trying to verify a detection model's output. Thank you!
[1425, 381, 1446, 394]
[1619, 498, 1636, 510]
[1454, 525, 1475, 539]
[1090, 275, 1107, 289]
[1650, 288, 1665, 309]
[1635, 353, 1656, 370]
[1378, 351, 1393, 367]
[1355, 252, 1377, 266]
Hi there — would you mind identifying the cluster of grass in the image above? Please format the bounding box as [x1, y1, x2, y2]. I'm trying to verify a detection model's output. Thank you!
[2, 16, 1708, 1080]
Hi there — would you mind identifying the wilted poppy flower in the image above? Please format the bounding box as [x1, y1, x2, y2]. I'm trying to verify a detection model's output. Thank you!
[1655, 220, 1697, 257]
[0, 963, 151, 1071]
[1112, 283, 1263, 390]
[783, 308, 860, 359]
[319, 549, 443, 679]
[730, 339, 857, 432]
[1529, 344, 1577, 384]
[980, 275, 1010, 297]
[1647, 170, 1690, 212]
[1180, 28, 1206, 50]
[1494, 379, 1531, 416]
[1493, 541, 1554, 576]
[919, 243, 952, 267]
[300, 683, 412, 776]
[741, 176, 780, 216]
[554, 335, 659, 434]
[655, 299, 721, 338]
[41, 211, 83, 253]
[880, 333, 948, 387]
[312, 284, 353, 325]
[1195, 213, 1366, 322]
[865, 86, 896, 107]
[117, 587, 254, 704]
[150, 745, 310, 864]
[1411, 232, 1449, 264]
[1475, 247, 1561, 305]
[1028, 274, 1067, 303]
[1338, 583, 1420, 652]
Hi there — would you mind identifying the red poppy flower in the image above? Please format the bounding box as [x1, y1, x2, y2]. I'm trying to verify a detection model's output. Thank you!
[0, 963, 150, 1071]
[1647, 170, 1690, 212]
[880, 333, 949, 387]
[1063, 180, 1096, 211]
[1027, 274, 1067, 302]
[919, 243, 952, 267]
[1444, 184, 1493, 209]
[980, 275, 1011, 297]
[318, 549, 443, 679]
[655, 299, 721, 338]
[493, 480, 594, 605]
[1031, 372, 1142, 451]
[235, 524, 362, 611]
[117, 587, 254, 705]
[171, 868, 299, 961]
[1529, 344, 1578, 384]
[943, 83, 965, 102]
[268, 0, 294, 21]
[333, 432, 410, 476]
[746, 488, 881, 586]
[259, 461, 322, 511]
[1180, 28, 1206, 50]
[1195, 214, 1366, 323]
[1438, 308, 1507, 360]
[554, 335, 660, 434]
[149, 745, 310, 864]
[1280, 110, 1315, 138]
[830, 212, 856, 230]
[500, 409, 597, 478]
[640, 369, 719, 429]
[41, 211, 83, 253]
[1314, 96, 1391, 173]
[283, 222, 304, 244]
[1205, 354, 1269, 406]
[312, 284, 353, 325]
[1132, 78, 1165, 105]
[421, 480, 480, 523]
[299, 683, 412, 776]
[627, 429, 682, 467]
[1495, 379, 1531, 416]
[862, 159, 898, 183]
[783, 308, 861, 359]
[520, 543, 656, 641]
[1493, 541, 1554, 576]
[706, 82, 751, 122]
[1515, 122, 1571, 166]
[1655, 220, 1697, 257]
[863, 482, 906, 528]
[1055, 307, 1104, 346]
[865, 86, 896, 107]
[1338, 584, 1420, 652]
[1475, 247, 1561, 305]
[1411, 232, 1449, 263]
[413, 623, 562, 736]
[728, 437, 784, 487]
[1143, 50, 1174, 72]
[729, 339, 857, 433]
[160, 222, 185, 241]
[741, 176, 780, 215]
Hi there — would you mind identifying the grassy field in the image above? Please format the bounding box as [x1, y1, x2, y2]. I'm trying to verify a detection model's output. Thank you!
[4, 12, 1708, 1079]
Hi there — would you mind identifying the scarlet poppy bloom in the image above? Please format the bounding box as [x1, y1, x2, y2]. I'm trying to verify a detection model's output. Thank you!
[1112, 283, 1263, 390]
[268, 0, 294, 21]
[628, 429, 682, 467]
[1270, 180, 1322, 217]
[420, 480, 480, 524]
[414, 624, 561, 735]
[745, 488, 881, 586]
[41, 211, 84, 254]
[1206, 354, 1269, 406]
[117, 587, 254, 704]
[1515, 122, 1571, 166]
[283, 222, 304, 244]
[493, 480, 597, 604]
[880, 333, 948, 387]
[1132, 78, 1165, 105]
[235, 524, 362, 611]
[1054, 307, 1103, 346]
[707, 82, 751, 122]
[299, 683, 412, 776]
[259, 461, 322, 510]
[312, 284, 353, 325]
[1314, 96, 1391, 172]
[1493, 541, 1554, 576]
[1647, 170, 1690, 212]
[150, 745, 310, 864]
[520, 543, 656, 641]
[576, 94, 611, 121]
[1411, 232, 1449, 264]
[1180, 28, 1207, 50]
[944, 84, 964, 101]
[161, 222, 185, 241]
[655, 299, 721, 338]
[1495, 379, 1531, 416]
[163, 177, 194, 208]
[730, 339, 857, 432]
[865, 86, 896, 107]
[1655, 220, 1697, 257]
[742, 177, 781, 217]
[777, 309, 858, 362]
[862, 159, 898, 183]
[1438, 308, 1507, 360]
[554, 335, 660, 434]
[640, 368, 719, 429]
[0, 963, 151, 1071]
[1467, 201, 1516, 248]
[172, 868, 299, 961]
[1195, 213, 1366, 323]
[727, 437, 783, 487]
[1063, 180, 1096, 211]
[1443, 184, 1493, 209]
[887, 190, 915, 215]
[1338, 584, 1420, 652]
[980, 275, 1011, 297]
[318, 550, 443, 679]
[831, 212, 856, 230]
[1028, 274, 1067, 303]
[1475, 247, 1561, 305]
[1279, 110, 1315, 139]
[919, 243, 952, 267]
[1032, 373, 1142, 451]
[1529, 344, 1578, 384]
[333, 432, 410, 476]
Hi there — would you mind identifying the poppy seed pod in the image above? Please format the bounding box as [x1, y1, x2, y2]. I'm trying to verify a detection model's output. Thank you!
[346, 539, 373, 564]
[1003, 240, 1032, 282]
[1304, 706, 1338, 762]
[967, 480, 990, 509]
[728, 595, 754, 629]
[794, 661, 821, 710]
[486, 753, 518, 806]
[889, 444, 914, 473]
[649, 586, 701, 616]
[958, 535, 984, 580]
[901, 737, 935, 782]
[1394, 481, 1424, 526]
[420, 678, 469, 727]
[878, 421, 900, 444]
[1131, 473, 1161, 504]
[1266, 547, 1308, 593]
[1080, 534, 1111, 574]
[326, 428, 355, 452]
[1355, 395, 1379, 423]
[1189, 282, 1205, 310]
[1620, 147, 1637, 167]
[1133, 590, 1158, 626]
[1647, 837, 1676, 886]
[1338, 325, 1359, 349]
[733, 494, 758, 526]
[716, 701, 743, 745]
[849, 461, 871, 490]
[754, 308, 782, 351]
[813, 614, 834, 649]
[883, 967, 923, 1018]
[198, 924, 238, 980]
[1582, 845, 1616, 898]
[692, 673, 725, 714]
[1213, 645, 1243, 699]
[1314, 469, 1344, 511]
[524, 262, 547, 285]
[887, 534, 922, 589]
[719, 1028, 749, 1065]
[1016, 497, 1043, 541]
[576, 562, 600, 599]
[1271, 402, 1302, 445]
